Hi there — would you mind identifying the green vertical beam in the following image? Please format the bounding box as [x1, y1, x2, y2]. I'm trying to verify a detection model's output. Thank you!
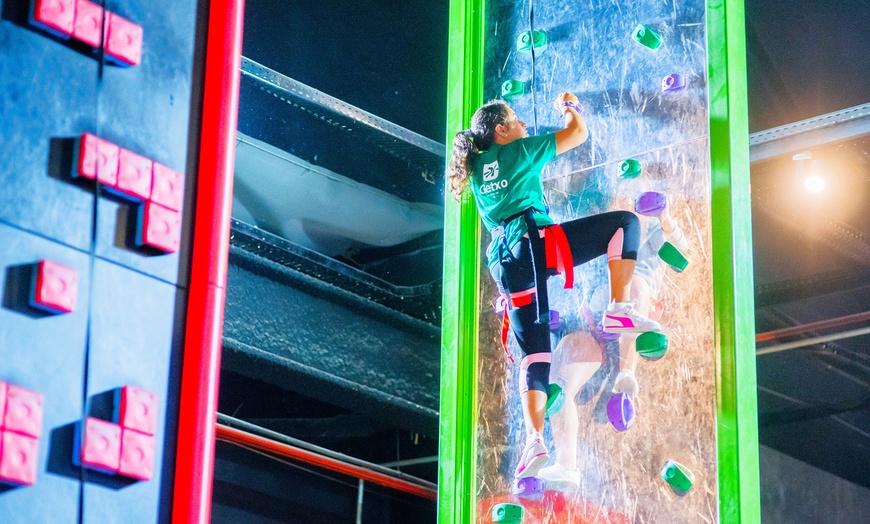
[439, 0, 485, 523]
[708, 0, 761, 522]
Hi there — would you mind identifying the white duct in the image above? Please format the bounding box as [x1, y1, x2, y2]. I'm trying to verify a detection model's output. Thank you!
[232, 132, 443, 257]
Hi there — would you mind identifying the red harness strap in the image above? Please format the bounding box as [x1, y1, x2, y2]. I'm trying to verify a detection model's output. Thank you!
[543, 225, 574, 289]
[499, 289, 535, 362]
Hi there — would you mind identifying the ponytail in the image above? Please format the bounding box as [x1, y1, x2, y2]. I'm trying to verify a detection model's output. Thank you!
[446, 99, 511, 202]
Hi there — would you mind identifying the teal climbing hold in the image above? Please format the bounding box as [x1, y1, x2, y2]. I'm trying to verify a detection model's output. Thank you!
[660, 460, 694, 494]
[516, 30, 548, 53]
[636, 332, 668, 361]
[492, 502, 524, 523]
[545, 383, 565, 418]
[633, 24, 663, 50]
[658, 241, 689, 272]
[619, 159, 642, 179]
[501, 79, 526, 100]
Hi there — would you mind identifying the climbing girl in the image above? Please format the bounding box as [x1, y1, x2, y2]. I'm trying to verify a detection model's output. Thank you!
[447, 94, 661, 481]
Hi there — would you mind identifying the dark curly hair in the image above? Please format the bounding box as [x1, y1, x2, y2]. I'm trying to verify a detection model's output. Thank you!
[447, 100, 511, 201]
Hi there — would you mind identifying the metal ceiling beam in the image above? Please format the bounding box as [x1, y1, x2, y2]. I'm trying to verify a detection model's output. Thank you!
[755, 269, 870, 308]
[756, 325, 870, 356]
[756, 311, 870, 343]
[749, 102, 870, 163]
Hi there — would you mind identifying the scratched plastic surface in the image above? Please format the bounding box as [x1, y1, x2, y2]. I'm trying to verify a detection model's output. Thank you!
[476, 0, 717, 522]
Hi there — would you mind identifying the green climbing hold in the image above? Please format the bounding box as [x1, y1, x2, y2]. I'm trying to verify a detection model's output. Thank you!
[633, 24, 663, 50]
[545, 383, 565, 418]
[516, 30, 548, 53]
[619, 159, 642, 179]
[636, 332, 668, 361]
[501, 79, 526, 100]
[492, 502, 524, 523]
[658, 241, 689, 272]
[660, 460, 694, 494]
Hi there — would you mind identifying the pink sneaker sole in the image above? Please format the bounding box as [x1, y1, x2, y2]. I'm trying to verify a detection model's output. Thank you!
[515, 452, 549, 479]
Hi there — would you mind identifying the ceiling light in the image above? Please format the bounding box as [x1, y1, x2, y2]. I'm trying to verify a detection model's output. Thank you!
[804, 174, 826, 193]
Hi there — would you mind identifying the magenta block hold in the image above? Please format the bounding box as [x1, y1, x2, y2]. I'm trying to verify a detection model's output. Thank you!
[4, 384, 44, 438]
[111, 148, 153, 202]
[31, 0, 75, 38]
[0, 431, 39, 486]
[104, 12, 143, 66]
[118, 429, 155, 480]
[72, 0, 103, 47]
[151, 162, 185, 211]
[30, 259, 79, 314]
[115, 385, 158, 435]
[76, 418, 121, 474]
[137, 201, 182, 253]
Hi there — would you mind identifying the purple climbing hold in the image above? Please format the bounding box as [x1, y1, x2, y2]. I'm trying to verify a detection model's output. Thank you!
[662, 73, 687, 93]
[495, 295, 507, 316]
[549, 309, 562, 331]
[598, 321, 621, 341]
[607, 392, 636, 431]
[511, 476, 545, 500]
[635, 191, 667, 216]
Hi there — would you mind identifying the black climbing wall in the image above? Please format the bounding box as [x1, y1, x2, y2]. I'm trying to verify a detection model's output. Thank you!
[0, 0, 199, 521]
[476, 0, 718, 521]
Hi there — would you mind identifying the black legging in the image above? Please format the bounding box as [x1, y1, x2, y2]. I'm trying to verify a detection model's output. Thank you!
[491, 210, 640, 394]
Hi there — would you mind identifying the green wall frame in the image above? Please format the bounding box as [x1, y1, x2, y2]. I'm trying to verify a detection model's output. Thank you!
[438, 0, 485, 523]
[438, 0, 760, 522]
[708, 0, 762, 521]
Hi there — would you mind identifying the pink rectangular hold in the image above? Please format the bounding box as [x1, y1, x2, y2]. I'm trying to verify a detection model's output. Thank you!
[72, 0, 103, 48]
[104, 12, 142, 67]
[151, 162, 184, 211]
[77, 133, 119, 185]
[116, 385, 157, 435]
[31, 0, 76, 38]
[79, 418, 121, 474]
[118, 429, 154, 480]
[114, 148, 153, 202]
[137, 201, 181, 253]
[0, 431, 39, 486]
[0, 382, 6, 429]
[4, 385, 44, 438]
[30, 259, 78, 314]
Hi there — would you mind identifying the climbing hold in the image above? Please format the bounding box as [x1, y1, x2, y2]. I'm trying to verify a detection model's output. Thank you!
[606, 392, 636, 431]
[619, 159, 642, 179]
[660, 460, 694, 494]
[492, 502, 524, 523]
[549, 309, 562, 331]
[634, 191, 667, 216]
[633, 24, 663, 50]
[658, 241, 689, 272]
[662, 74, 687, 94]
[636, 332, 668, 361]
[495, 295, 508, 316]
[545, 383, 565, 418]
[598, 321, 621, 341]
[511, 476, 544, 500]
[501, 79, 526, 100]
[516, 30, 548, 53]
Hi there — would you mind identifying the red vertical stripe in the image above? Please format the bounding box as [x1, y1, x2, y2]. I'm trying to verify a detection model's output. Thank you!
[172, 0, 245, 522]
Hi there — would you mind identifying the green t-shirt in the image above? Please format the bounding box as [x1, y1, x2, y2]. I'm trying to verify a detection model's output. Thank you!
[469, 133, 558, 269]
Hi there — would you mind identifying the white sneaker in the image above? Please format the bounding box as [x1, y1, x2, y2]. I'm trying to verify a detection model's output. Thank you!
[612, 369, 640, 397]
[538, 462, 581, 487]
[514, 435, 549, 479]
[602, 300, 661, 333]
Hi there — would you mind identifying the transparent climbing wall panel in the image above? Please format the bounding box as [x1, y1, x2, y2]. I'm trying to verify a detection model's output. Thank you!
[475, 0, 719, 521]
